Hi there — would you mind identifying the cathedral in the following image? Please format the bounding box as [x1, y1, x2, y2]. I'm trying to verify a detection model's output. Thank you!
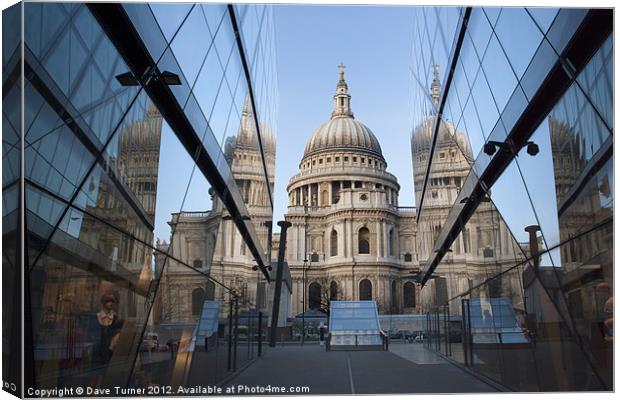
[156, 65, 523, 323]
[283, 65, 420, 316]
[284, 65, 522, 317]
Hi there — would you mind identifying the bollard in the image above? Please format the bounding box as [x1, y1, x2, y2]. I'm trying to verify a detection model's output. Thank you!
[269, 220, 292, 347]
[258, 312, 263, 357]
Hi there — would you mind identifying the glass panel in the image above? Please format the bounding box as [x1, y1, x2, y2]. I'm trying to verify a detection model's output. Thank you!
[483, 8, 501, 27]
[499, 85, 528, 132]
[170, 5, 211, 88]
[2, 4, 22, 393]
[102, 93, 163, 221]
[3, 85, 21, 185]
[467, 8, 492, 59]
[23, 2, 69, 60]
[546, 8, 587, 56]
[488, 162, 543, 254]
[25, 123, 94, 202]
[526, 7, 558, 34]
[558, 158, 612, 247]
[469, 66, 500, 139]
[21, 2, 277, 391]
[480, 35, 518, 113]
[123, 3, 168, 63]
[494, 7, 543, 79]
[520, 38, 558, 101]
[553, 222, 613, 389]
[512, 119, 560, 250]
[576, 34, 613, 129]
[29, 204, 162, 390]
[548, 84, 611, 201]
[155, 47, 191, 109]
[202, 4, 227, 37]
[213, 9, 236, 69]
[149, 3, 193, 43]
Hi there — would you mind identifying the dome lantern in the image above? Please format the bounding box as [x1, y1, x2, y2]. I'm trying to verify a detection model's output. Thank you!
[331, 63, 353, 119]
[431, 64, 441, 106]
[302, 65, 384, 161]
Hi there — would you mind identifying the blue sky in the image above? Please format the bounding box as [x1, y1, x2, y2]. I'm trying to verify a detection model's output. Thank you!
[155, 4, 416, 241]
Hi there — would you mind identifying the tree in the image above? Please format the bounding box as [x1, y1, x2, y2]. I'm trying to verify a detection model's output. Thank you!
[307, 277, 343, 315]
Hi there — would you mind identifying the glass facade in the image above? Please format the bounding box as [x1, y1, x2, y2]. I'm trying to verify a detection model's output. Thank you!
[3, 1, 277, 394]
[411, 7, 613, 391]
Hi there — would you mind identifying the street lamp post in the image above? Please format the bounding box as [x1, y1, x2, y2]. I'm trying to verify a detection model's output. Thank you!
[301, 204, 308, 345]
[301, 257, 308, 345]
[301, 251, 319, 345]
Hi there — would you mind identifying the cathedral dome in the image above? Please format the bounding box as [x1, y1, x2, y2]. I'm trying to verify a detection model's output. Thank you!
[235, 99, 276, 156]
[303, 117, 383, 159]
[410, 65, 472, 162]
[302, 64, 384, 160]
[411, 117, 473, 162]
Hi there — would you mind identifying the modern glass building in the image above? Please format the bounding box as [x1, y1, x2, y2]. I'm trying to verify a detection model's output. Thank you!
[3, 1, 277, 395]
[410, 7, 613, 391]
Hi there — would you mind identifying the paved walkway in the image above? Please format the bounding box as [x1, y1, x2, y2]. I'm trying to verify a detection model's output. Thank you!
[228, 343, 498, 394]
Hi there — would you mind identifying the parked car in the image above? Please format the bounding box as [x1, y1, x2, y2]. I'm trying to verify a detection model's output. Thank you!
[140, 332, 159, 352]
[388, 330, 401, 339]
[398, 330, 413, 342]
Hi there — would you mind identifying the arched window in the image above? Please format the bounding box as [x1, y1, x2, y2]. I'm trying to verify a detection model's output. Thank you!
[309, 282, 322, 310]
[404, 282, 416, 308]
[330, 281, 338, 300]
[191, 288, 205, 316]
[206, 280, 215, 300]
[359, 279, 372, 300]
[330, 230, 338, 257]
[389, 229, 396, 256]
[193, 259, 203, 269]
[358, 227, 370, 254]
[322, 190, 329, 205]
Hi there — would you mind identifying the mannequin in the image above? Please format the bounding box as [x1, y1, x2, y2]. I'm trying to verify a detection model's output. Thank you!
[92, 292, 123, 366]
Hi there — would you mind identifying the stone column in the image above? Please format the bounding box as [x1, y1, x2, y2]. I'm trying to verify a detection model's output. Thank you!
[375, 219, 382, 257]
[348, 218, 354, 257]
[382, 220, 388, 258]
[290, 224, 298, 261]
[341, 219, 346, 258]
[328, 181, 332, 206]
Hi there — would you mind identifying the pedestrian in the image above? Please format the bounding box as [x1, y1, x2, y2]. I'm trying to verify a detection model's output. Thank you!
[319, 322, 326, 346]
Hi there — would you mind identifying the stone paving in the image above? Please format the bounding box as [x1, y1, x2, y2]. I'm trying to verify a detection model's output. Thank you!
[227, 343, 499, 394]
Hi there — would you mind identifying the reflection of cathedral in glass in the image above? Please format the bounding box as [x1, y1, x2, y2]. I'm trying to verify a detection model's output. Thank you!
[411, 67, 523, 314]
[30, 98, 163, 389]
[156, 98, 276, 324]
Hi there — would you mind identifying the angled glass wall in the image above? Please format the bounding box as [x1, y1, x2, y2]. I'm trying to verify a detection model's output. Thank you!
[4, 1, 277, 394]
[411, 6, 613, 391]
[2, 3, 23, 397]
